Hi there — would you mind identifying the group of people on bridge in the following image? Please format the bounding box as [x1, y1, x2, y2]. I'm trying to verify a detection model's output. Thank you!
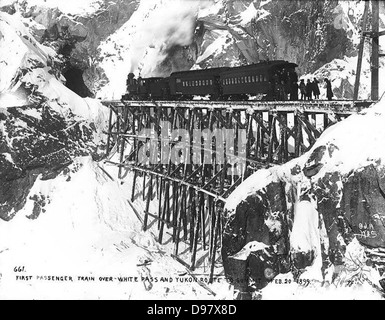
[298, 78, 333, 101]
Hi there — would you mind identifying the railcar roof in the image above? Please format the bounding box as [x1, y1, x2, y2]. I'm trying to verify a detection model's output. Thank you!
[170, 67, 230, 77]
[140, 77, 166, 80]
[222, 60, 298, 72]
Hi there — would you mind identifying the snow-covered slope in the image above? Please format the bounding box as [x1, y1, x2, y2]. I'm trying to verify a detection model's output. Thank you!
[0, 6, 232, 299]
[0, 157, 231, 299]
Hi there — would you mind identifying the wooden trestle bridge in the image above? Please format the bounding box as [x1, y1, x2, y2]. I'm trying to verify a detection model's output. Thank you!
[102, 99, 372, 283]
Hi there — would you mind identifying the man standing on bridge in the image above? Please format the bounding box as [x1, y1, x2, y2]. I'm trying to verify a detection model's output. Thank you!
[325, 78, 333, 101]
[306, 79, 313, 100]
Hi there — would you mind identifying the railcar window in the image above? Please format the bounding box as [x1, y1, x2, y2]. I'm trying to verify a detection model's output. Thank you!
[264, 75, 268, 82]
[259, 75, 263, 82]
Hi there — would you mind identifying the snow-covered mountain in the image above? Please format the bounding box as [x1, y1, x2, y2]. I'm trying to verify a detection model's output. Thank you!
[2, 0, 384, 100]
[1, 0, 385, 300]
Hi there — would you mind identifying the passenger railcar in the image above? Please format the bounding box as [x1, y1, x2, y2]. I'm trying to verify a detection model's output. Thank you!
[169, 67, 230, 100]
[220, 60, 298, 100]
[122, 60, 299, 101]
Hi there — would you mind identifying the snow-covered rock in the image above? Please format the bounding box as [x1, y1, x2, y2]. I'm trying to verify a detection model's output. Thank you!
[0, 10, 109, 221]
[222, 96, 385, 299]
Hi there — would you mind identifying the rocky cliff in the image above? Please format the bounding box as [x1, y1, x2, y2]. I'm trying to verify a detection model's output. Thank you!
[222, 99, 385, 299]
[0, 10, 107, 221]
[2, 0, 380, 100]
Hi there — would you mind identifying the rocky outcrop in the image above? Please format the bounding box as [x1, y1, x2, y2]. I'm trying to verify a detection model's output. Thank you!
[0, 104, 97, 221]
[195, 0, 354, 75]
[0, 10, 107, 222]
[13, 0, 139, 95]
[222, 101, 385, 299]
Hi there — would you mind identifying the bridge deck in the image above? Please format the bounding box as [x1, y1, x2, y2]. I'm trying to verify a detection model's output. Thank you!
[102, 99, 374, 114]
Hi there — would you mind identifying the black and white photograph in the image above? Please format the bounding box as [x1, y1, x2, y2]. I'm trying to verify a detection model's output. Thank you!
[0, 0, 385, 303]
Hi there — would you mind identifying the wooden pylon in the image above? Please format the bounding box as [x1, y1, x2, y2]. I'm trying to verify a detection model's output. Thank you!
[353, 0, 370, 101]
[354, 0, 383, 101]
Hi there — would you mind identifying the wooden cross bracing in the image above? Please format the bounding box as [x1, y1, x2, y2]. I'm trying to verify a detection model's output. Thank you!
[102, 99, 371, 282]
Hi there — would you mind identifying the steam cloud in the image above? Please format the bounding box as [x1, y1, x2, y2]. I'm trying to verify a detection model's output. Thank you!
[129, 0, 209, 76]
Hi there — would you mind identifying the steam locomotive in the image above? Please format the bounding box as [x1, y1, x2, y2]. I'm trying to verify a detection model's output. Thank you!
[122, 60, 299, 101]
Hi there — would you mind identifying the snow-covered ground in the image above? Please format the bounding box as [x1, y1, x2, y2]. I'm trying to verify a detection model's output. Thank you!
[0, 6, 233, 300]
[0, 157, 233, 300]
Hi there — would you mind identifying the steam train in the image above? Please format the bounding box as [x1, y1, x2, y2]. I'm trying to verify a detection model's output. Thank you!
[122, 60, 299, 101]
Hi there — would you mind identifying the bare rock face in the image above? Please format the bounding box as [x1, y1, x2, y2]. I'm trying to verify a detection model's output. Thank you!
[19, 0, 139, 95]
[341, 165, 385, 248]
[194, 0, 353, 75]
[222, 180, 291, 299]
[0, 104, 95, 221]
